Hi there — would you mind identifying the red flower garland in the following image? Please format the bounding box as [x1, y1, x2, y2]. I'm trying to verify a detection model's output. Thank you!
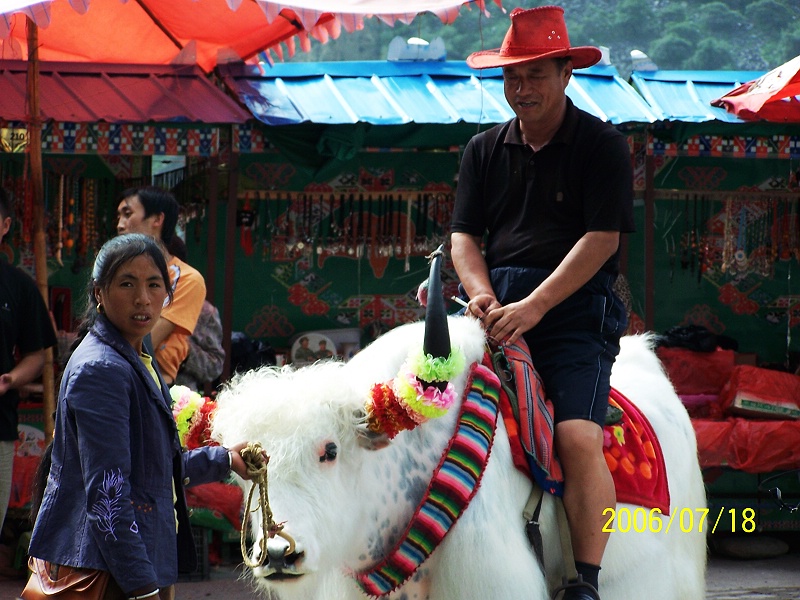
[367, 382, 418, 439]
[184, 400, 218, 450]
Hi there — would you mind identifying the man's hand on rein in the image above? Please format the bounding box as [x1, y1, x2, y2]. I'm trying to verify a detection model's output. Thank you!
[466, 293, 501, 324]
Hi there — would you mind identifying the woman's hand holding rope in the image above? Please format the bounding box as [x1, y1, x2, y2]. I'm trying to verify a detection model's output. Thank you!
[233, 441, 297, 568]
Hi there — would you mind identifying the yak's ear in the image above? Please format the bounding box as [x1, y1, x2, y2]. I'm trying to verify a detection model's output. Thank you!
[354, 409, 391, 451]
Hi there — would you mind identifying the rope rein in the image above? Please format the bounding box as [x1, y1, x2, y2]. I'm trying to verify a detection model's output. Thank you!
[238, 442, 296, 568]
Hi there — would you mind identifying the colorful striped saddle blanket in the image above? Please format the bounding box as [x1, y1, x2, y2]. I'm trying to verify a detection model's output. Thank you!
[486, 340, 670, 513]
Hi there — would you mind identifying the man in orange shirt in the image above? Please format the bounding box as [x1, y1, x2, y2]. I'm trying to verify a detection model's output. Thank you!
[117, 186, 206, 384]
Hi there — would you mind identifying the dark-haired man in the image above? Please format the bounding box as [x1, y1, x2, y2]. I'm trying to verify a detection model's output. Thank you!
[0, 187, 57, 533]
[117, 186, 206, 384]
[451, 7, 634, 600]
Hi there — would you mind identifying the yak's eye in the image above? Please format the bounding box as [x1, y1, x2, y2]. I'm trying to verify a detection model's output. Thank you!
[319, 442, 338, 462]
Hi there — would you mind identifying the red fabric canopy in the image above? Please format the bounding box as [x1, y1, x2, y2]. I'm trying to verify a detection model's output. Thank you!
[1, 0, 501, 72]
[711, 55, 800, 122]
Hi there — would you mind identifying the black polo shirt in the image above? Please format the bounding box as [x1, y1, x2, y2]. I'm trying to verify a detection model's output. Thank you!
[452, 98, 635, 274]
[0, 261, 57, 440]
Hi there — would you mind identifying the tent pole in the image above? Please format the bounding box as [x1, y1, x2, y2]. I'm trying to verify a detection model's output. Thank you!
[26, 19, 56, 440]
[644, 151, 655, 332]
[221, 128, 238, 382]
[203, 156, 219, 397]
[206, 156, 219, 303]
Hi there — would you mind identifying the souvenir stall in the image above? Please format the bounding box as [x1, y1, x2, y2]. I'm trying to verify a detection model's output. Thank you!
[630, 67, 800, 534]
[0, 59, 250, 573]
[164, 57, 655, 571]
[212, 57, 657, 362]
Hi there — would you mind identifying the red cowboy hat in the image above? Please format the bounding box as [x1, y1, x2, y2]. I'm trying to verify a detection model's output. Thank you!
[467, 6, 601, 70]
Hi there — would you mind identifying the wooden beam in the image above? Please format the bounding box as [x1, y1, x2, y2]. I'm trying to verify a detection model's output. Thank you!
[26, 19, 56, 440]
[645, 154, 656, 332]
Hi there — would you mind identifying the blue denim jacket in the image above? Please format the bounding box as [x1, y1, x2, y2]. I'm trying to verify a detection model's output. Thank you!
[28, 316, 231, 594]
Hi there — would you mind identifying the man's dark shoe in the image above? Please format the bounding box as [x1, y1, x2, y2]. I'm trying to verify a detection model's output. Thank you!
[562, 589, 600, 600]
[555, 579, 600, 600]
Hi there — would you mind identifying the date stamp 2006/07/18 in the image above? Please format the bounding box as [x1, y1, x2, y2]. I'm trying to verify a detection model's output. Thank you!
[602, 507, 756, 534]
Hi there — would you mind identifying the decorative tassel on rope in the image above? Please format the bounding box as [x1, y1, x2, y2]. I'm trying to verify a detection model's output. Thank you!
[55, 174, 64, 266]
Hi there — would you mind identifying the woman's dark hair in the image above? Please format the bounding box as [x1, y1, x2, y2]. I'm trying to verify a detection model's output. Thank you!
[166, 233, 188, 262]
[72, 233, 173, 349]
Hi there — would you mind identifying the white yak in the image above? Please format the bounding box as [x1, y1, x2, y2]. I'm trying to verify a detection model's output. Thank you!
[212, 316, 707, 600]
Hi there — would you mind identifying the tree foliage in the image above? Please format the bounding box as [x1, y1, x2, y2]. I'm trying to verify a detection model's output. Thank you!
[283, 0, 800, 76]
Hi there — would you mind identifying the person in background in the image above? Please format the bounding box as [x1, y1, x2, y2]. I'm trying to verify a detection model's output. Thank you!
[0, 187, 57, 539]
[293, 337, 315, 363]
[315, 339, 333, 360]
[167, 236, 224, 393]
[117, 187, 205, 384]
[450, 7, 634, 600]
[27, 233, 258, 600]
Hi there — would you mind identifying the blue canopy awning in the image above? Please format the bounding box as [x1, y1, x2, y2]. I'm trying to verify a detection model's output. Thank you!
[220, 60, 659, 127]
[630, 69, 767, 123]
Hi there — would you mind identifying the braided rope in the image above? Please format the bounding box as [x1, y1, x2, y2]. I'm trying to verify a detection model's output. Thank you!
[239, 442, 295, 568]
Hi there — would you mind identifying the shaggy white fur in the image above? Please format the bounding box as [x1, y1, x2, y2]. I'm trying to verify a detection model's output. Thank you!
[212, 318, 706, 600]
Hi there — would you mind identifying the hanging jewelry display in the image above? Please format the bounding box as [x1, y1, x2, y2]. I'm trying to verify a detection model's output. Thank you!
[65, 180, 77, 255]
[404, 195, 413, 271]
[54, 174, 64, 266]
[266, 191, 276, 259]
[363, 194, 373, 258]
[369, 194, 379, 257]
[356, 193, 365, 258]
[790, 197, 799, 263]
[346, 193, 356, 256]
[393, 194, 402, 256]
[336, 193, 346, 253]
[305, 192, 316, 256]
[385, 194, 396, 257]
[753, 199, 772, 279]
[238, 192, 256, 257]
[21, 159, 33, 248]
[770, 199, 779, 266]
[285, 193, 300, 256]
[239, 189, 454, 265]
[319, 193, 335, 255]
[377, 194, 389, 257]
[271, 192, 287, 258]
[87, 178, 97, 255]
[696, 195, 708, 284]
[716, 194, 800, 280]
[721, 196, 735, 274]
[734, 203, 747, 274]
[680, 195, 690, 270]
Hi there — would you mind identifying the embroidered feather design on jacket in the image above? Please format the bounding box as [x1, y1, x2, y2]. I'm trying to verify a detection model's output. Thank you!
[92, 469, 124, 541]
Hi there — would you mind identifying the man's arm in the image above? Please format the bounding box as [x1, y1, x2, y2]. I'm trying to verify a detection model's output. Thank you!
[0, 349, 46, 396]
[149, 317, 176, 351]
[483, 230, 619, 344]
[450, 232, 502, 319]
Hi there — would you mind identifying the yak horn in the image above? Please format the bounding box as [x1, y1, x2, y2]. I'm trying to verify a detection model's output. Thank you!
[422, 245, 451, 389]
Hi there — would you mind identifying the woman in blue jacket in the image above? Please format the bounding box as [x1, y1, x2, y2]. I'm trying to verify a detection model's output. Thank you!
[28, 234, 253, 600]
